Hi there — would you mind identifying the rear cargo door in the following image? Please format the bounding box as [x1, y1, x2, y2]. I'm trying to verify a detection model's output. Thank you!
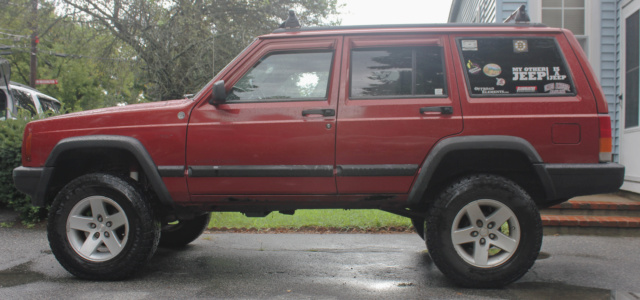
[335, 34, 463, 194]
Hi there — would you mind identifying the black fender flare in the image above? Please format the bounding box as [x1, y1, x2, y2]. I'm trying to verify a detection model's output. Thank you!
[407, 135, 555, 205]
[33, 135, 175, 207]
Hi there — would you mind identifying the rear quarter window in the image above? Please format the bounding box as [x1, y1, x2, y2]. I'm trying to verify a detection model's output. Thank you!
[457, 37, 575, 97]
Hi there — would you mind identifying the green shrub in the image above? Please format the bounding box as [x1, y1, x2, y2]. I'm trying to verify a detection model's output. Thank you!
[0, 112, 47, 224]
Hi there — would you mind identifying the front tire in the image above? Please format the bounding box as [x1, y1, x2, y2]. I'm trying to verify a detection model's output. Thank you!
[47, 173, 160, 280]
[425, 174, 542, 288]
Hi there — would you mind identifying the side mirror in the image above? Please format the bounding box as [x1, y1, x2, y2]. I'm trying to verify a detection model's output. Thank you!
[210, 80, 226, 105]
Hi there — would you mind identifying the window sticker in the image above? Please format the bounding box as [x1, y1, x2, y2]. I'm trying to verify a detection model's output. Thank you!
[467, 60, 481, 75]
[544, 82, 571, 94]
[435, 88, 443, 95]
[474, 87, 509, 94]
[483, 64, 502, 77]
[516, 86, 538, 93]
[511, 66, 567, 81]
[513, 40, 528, 53]
[458, 37, 575, 96]
[462, 40, 478, 51]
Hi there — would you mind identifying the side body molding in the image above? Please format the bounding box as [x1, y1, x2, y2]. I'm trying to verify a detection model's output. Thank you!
[407, 135, 548, 205]
[34, 135, 174, 207]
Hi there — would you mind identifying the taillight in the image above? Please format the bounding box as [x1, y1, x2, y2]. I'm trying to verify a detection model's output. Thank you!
[598, 115, 612, 162]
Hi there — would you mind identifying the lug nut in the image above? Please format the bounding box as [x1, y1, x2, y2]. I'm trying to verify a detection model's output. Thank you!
[90, 223, 97, 229]
[104, 232, 110, 238]
[94, 232, 100, 239]
[471, 231, 479, 237]
[106, 221, 112, 228]
[487, 222, 495, 229]
[489, 233, 496, 240]
[97, 215, 103, 222]
[480, 238, 486, 245]
[476, 220, 483, 228]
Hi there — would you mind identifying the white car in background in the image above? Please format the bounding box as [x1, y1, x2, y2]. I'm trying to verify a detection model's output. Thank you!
[1, 81, 62, 120]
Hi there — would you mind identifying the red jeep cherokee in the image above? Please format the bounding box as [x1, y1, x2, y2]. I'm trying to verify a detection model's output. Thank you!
[13, 23, 624, 288]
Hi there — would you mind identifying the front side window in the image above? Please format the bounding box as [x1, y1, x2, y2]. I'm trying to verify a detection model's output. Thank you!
[350, 46, 446, 98]
[227, 51, 333, 102]
[458, 37, 575, 96]
[11, 89, 37, 115]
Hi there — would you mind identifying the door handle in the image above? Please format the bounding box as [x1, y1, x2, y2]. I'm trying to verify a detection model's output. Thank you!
[302, 109, 335, 117]
[420, 106, 453, 115]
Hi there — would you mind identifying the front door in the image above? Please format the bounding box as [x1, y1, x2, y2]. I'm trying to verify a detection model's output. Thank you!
[621, 0, 640, 193]
[335, 34, 463, 194]
[186, 37, 342, 196]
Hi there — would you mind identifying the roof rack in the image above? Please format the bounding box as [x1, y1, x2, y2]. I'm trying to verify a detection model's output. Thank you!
[504, 5, 531, 23]
[272, 22, 546, 34]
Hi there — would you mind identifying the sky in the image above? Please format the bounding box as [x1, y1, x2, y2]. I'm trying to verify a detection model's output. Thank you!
[337, 0, 455, 25]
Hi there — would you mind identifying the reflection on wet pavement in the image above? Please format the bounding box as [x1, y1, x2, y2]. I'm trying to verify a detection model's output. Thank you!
[0, 262, 46, 288]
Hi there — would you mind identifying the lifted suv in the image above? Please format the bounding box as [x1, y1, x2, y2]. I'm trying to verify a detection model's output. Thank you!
[13, 21, 624, 288]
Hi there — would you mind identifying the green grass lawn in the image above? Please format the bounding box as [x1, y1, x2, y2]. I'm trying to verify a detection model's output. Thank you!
[208, 209, 413, 230]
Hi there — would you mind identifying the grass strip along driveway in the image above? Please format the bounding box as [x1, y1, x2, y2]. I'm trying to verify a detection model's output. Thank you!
[208, 210, 415, 233]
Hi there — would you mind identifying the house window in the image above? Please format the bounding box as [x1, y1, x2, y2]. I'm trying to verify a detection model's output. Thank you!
[541, 0, 587, 53]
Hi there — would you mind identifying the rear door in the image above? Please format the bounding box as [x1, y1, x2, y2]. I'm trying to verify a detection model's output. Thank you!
[186, 37, 342, 195]
[335, 34, 463, 194]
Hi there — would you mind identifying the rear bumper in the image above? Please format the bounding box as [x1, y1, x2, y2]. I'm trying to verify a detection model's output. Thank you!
[537, 162, 625, 207]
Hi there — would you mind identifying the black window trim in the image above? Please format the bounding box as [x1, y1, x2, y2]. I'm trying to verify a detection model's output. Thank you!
[225, 49, 335, 104]
[348, 45, 448, 100]
[455, 36, 577, 98]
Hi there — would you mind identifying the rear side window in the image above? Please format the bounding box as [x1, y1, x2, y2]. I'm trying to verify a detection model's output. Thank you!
[457, 37, 575, 96]
[350, 46, 446, 99]
[37, 95, 61, 113]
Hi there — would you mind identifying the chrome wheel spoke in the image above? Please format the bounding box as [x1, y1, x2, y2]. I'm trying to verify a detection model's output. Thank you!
[107, 212, 127, 229]
[102, 232, 125, 256]
[492, 232, 518, 252]
[89, 197, 108, 219]
[452, 227, 477, 244]
[473, 243, 490, 266]
[68, 216, 93, 231]
[464, 202, 485, 223]
[79, 235, 102, 257]
[487, 207, 512, 228]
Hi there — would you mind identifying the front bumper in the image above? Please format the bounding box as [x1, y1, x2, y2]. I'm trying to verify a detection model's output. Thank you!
[13, 166, 46, 205]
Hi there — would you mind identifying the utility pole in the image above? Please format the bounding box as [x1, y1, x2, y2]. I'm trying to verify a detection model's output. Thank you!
[29, 0, 38, 87]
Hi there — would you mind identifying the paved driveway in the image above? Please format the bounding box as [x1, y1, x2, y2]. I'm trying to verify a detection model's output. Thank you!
[1, 228, 639, 299]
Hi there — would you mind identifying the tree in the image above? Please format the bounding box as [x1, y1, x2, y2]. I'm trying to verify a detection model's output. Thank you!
[0, 0, 143, 110]
[59, 0, 340, 101]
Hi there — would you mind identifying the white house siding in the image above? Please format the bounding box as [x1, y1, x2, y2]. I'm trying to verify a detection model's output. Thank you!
[450, 0, 498, 23]
[601, 0, 622, 162]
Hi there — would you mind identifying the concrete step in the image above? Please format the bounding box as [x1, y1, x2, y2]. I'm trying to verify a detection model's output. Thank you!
[541, 199, 640, 217]
[540, 194, 640, 236]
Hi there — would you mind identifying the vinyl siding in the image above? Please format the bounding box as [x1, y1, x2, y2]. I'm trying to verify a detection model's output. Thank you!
[600, 0, 621, 161]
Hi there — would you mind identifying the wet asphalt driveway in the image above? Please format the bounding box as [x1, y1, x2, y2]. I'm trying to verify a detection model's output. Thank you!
[1, 228, 639, 299]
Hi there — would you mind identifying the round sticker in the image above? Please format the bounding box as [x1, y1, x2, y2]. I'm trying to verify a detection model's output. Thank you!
[483, 63, 502, 77]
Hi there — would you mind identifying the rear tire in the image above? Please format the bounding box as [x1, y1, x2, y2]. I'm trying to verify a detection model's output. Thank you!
[411, 218, 425, 240]
[47, 173, 160, 280]
[159, 214, 211, 247]
[425, 174, 542, 288]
